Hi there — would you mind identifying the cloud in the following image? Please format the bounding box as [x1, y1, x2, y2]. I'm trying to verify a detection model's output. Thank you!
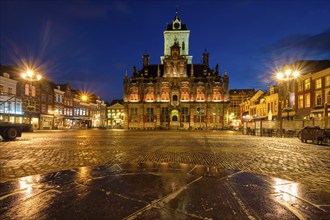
[252, 29, 330, 88]
[262, 29, 330, 56]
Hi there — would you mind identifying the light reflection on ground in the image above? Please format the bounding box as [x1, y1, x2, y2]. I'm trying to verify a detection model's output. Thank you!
[1, 162, 328, 219]
[274, 177, 299, 203]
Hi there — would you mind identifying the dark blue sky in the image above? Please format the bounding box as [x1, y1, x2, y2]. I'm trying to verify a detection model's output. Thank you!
[1, 0, 329, 101]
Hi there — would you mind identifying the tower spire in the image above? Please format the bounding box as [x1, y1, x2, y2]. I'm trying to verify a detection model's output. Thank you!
[174, 8, 180, 20]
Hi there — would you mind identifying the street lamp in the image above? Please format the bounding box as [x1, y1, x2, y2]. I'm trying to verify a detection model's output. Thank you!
[21, 69, 42, 127]
[77, 94, 89, 128]
[276, 68, 299, 120]
[81, 95, 87, 102]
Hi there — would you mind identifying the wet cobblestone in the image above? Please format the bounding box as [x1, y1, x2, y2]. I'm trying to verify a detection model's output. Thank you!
[1, 130, 329, 193]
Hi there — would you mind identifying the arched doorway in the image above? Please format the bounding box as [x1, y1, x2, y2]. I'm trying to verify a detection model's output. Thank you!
[170, 109, 180, 127]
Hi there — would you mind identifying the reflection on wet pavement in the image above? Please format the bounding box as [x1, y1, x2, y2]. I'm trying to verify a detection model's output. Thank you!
[0, 163, 329, 219]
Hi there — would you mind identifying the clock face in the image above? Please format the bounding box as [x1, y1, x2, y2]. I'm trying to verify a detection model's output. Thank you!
[174, 22, 180, 29]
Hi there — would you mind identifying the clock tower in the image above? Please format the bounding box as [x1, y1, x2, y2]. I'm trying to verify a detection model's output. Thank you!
[161, 10, 193, 64]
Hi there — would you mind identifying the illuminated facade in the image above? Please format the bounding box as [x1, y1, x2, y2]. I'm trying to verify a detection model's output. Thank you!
[0, 65, 107, 130]
[228, 89, 255, 127]
[240, 87, 280, 122]
[0, 71, 23, 123]
[107, 100, 125, 128]
[123, 13, 230, 130]
[295, 60, 330, 119]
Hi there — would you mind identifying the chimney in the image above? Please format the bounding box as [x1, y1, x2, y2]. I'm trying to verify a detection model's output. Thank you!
[202, 50, 209, 66]
[142, 54, 149, 67]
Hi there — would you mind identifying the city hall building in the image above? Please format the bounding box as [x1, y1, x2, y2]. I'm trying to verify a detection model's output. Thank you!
[123, 12, 230, 130]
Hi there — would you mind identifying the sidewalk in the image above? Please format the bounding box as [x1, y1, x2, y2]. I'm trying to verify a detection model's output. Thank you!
[1, 163, 329, 219]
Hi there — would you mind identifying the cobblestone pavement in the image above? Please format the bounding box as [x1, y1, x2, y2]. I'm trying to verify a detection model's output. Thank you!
[1, 130, 329, 193]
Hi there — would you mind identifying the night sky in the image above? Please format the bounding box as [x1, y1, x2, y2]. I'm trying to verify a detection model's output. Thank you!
[1, 0, 329, 102]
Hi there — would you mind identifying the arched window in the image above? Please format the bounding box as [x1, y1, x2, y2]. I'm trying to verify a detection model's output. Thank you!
[173, 95, 178, 101]
[172, 115, 178, 121]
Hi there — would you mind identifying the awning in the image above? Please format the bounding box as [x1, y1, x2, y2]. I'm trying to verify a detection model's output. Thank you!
[242, 111, 249, 116]
[311, 109, 324, 113]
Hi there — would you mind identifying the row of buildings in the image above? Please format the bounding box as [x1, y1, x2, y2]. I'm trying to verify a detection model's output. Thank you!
[108, 58, 330, 130]
[240, 60, 330, 124]
[1, 12, 329, 130]
[0, 65, 107, 130]
[118, 12, 329, 130]
[1, 59, 329, 131]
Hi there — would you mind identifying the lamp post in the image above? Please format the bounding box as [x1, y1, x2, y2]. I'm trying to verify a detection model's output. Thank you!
[21, 69, 42, 127]
[276, 68, 299, 120]
[78, 94, 89, 128]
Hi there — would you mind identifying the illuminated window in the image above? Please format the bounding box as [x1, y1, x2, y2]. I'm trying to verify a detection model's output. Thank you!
[181, 107, 189, 122]
[48, 106, 52, 114]
[315, 78, 322, 89]
[8, 87, 13, 95]
[47, 95, 52, 103]
[161, 88, 169, 101]
[325, 76, 330, 87]
[161, 107, 169, 122]
[130, 88, 139, 101]
[31, 86, 36, 97]
[196, 87, 205, 101]
[305, 93, 310, 108]
[145, 88, 154, 101]
[212, 107, 220, 123]
[196, 107, 205, 122]
[146, 108, 154, 122]
[316, 93, 322, 106]
[41, 104, 46, 113]
[16, 102, 22, 113]
[297, 82, 303, 92]
[129, 108, 138, 122]
[274, 102, 277, 112]
[25, 84, 29, 95]
[304, 79, 310, 90]
[298, 95, 303, 108]
[181, 88, 190, 101]
[213, 88, 221, 101]
[41, 94, 46, 102]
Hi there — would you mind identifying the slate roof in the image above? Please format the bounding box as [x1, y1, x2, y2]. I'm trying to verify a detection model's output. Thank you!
[110, 99, 124, 105]
[294, 60, 330, 74]
[0, 65, 20, 79]
[133, 64, 217, 79]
